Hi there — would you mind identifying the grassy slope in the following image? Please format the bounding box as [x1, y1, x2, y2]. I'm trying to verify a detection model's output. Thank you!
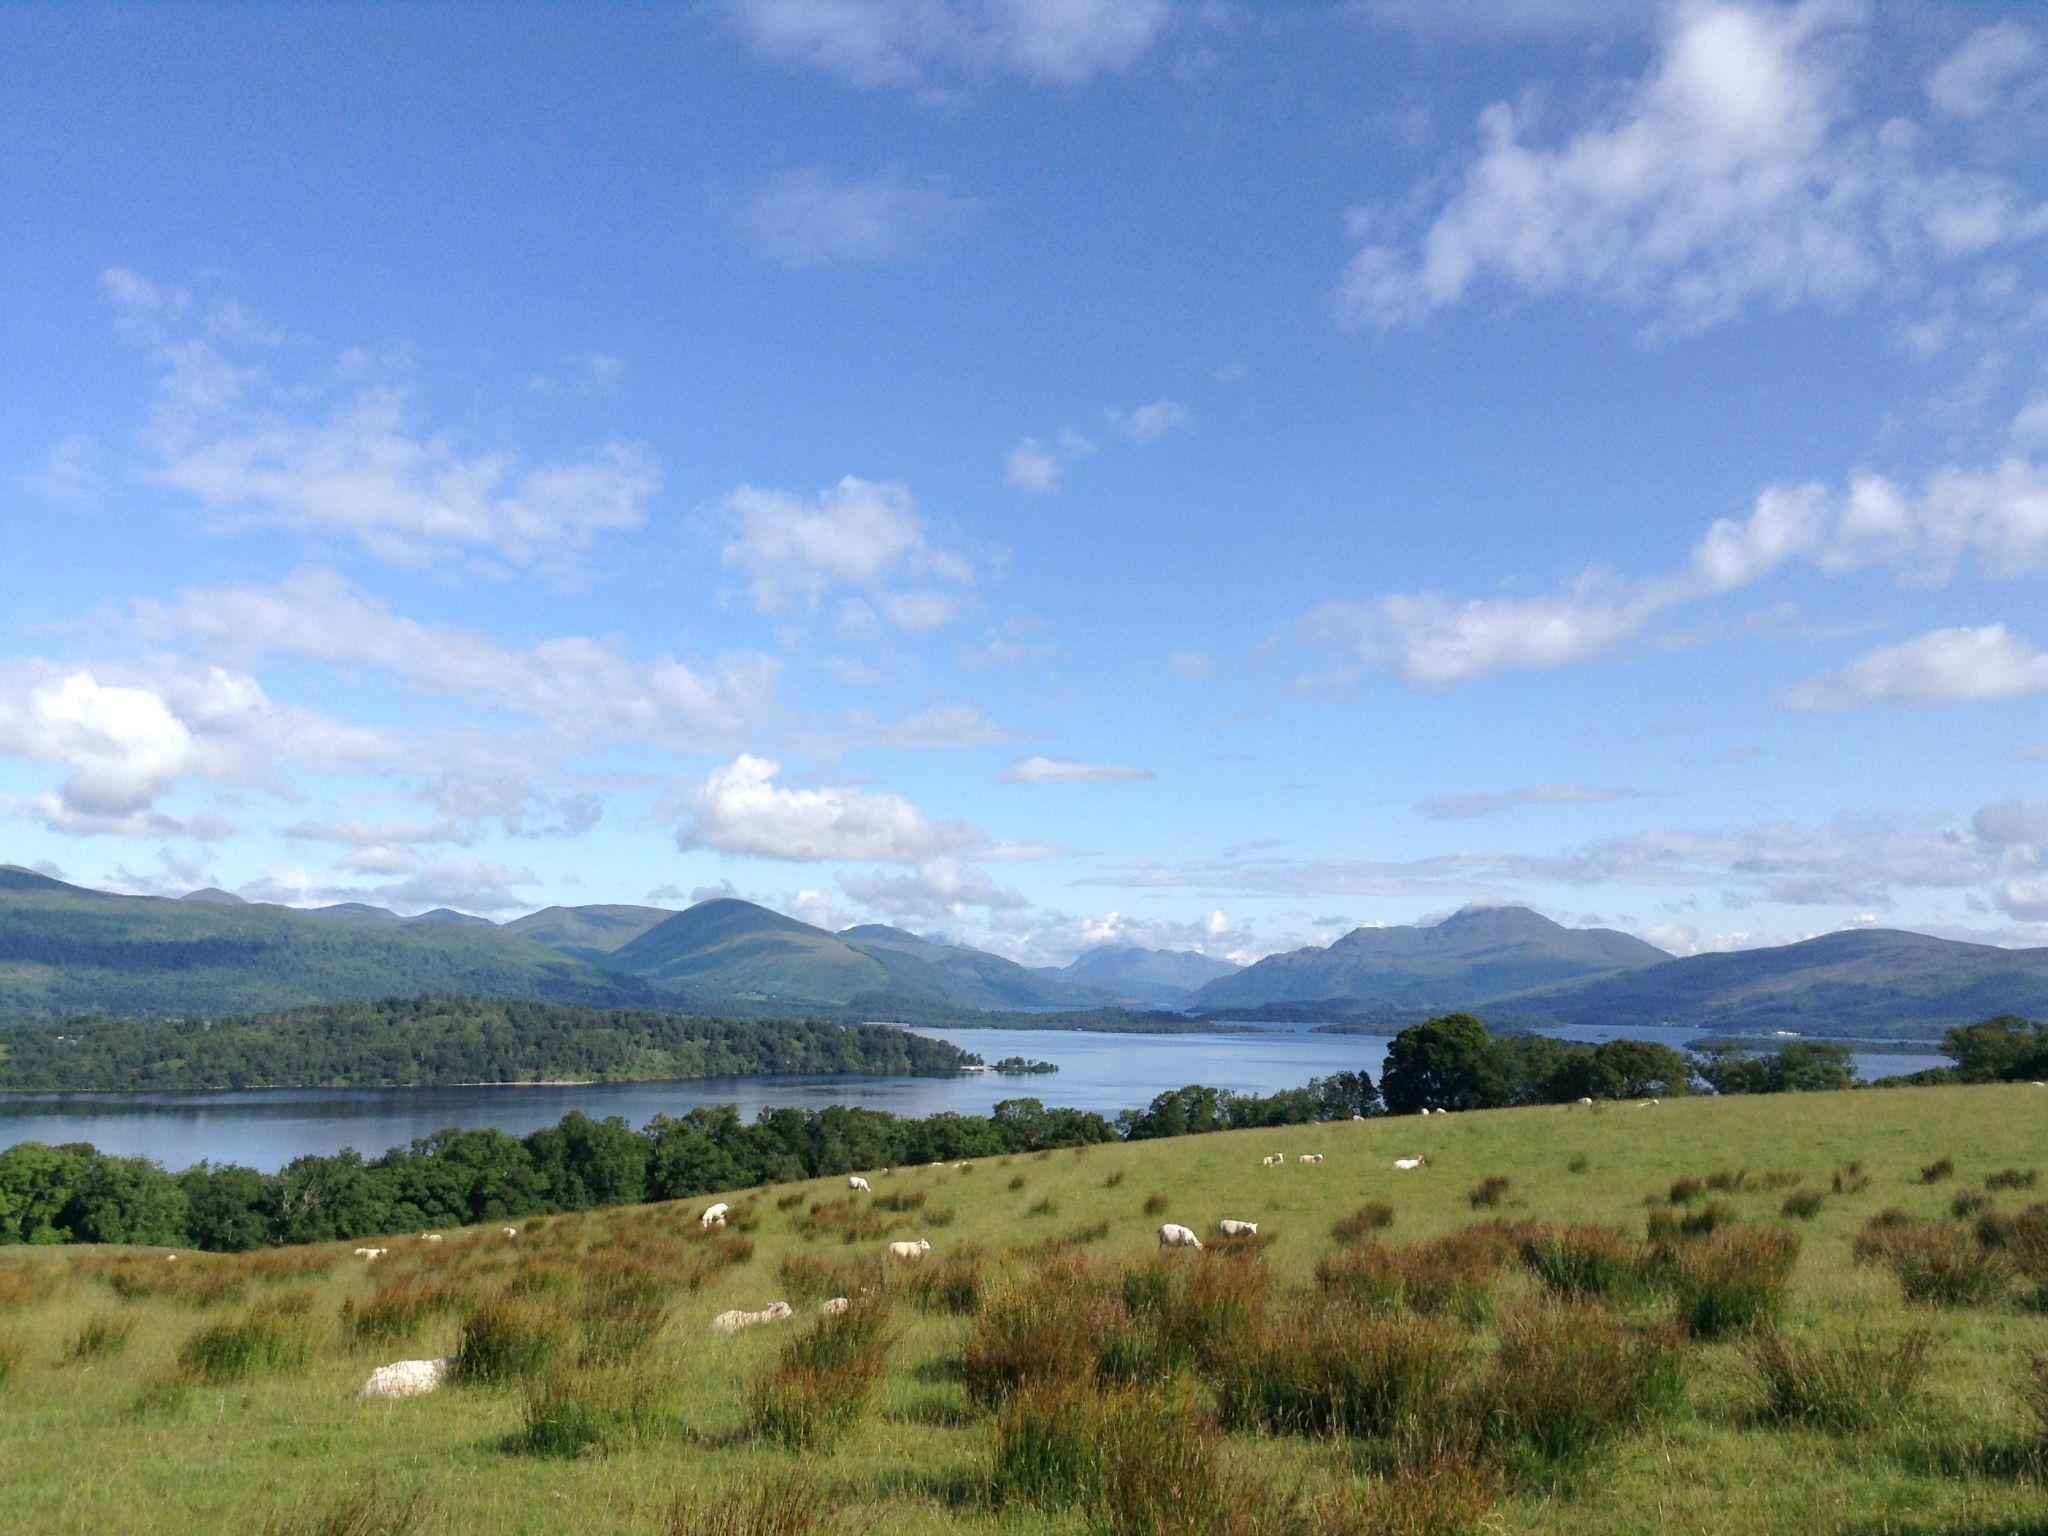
[2, 1085, 2046, 1535]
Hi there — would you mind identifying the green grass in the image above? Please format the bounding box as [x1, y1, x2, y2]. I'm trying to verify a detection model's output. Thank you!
[0, 1085, 2045, 1534]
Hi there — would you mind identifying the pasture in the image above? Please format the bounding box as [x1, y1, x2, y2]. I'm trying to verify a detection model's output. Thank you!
[2, 1084, 2045, 1535]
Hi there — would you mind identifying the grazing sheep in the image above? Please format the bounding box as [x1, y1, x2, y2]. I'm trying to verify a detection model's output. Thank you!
[700, 1202, 731, 1229]
[1419, 1107, 1432, 1117]
[1157, 1223, 1203, 1250]
[360, 1358, 451, 1400]
[1392, 1157, 1426, 1171]
[1636, 1101, 1656, 1109]
[1217, 1219, 1259, 1237]
[1298, 1153, 1325, 1165]
[709, 1301, 794, 1335]
[1351, 1114, 1367, 1122]
[420, 1233, 442, 1243]
[1575, 1097, 1594, 1107]
[848, 1176, 872, 1192]
[354, 1247, 388, 1260]
[501, 1226, 518, 1238]
[1261, 1154, 1283, 1167]
[164, 1254, 178, 1262]
[886, 1239, 933, 1260]
[818, 1297, 850, 1318]
[952, 1160, 971, 1169]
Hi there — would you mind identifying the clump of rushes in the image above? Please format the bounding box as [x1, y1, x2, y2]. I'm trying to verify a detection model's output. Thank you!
[1467, 1177, 1511, 1210]
[1475, 1301, 1686, 1469]
[1332, 1202, 1396, 1243]
[964, 1256, 1122, 1407]
[1976, 1204, 2048, 1298]
[1303, 1463, 1496, 1536]
[1920, 1157, 1957, 1185]
[63, 1314, 134, 1362]
[260, 1483, 426, 1536]
[1517, 1224, 1645, 1302]
[1009, 1175, 1027, 1191]
[454, 1297, 569, 1385]
[1109, 1254, 1270, 1379]
[873, 1188, 927, 1213]
[1142, 1193, 1170, 1216]
[517, 1363, 679, 1456]
[1855, 1216, 2011, 1308]
[1832, 1162, 1871, 1195]
[1105, 1170, 1127, 1188]
[775, 1190, 806, 1211]
[1668, 1177, 1707, 1206]
[1705, 1169, 1752, 1193]
[177, 1304, 312, 1384]
[1672, 1228, 1800, 1337]
[748, 1296, 895, 1450]
[0, 1335, 22, 1387]
[1987, 1169, 2039, 1192]
[1213, 1302, 1466, 1441]
[663, 1472, 830, 1536]
[1760, 1170, 1803, 1191]
[1566, 1154, 1591, 1175]
[341, 1274, 465, 1344]
[2021, 1351, 2048, 1447]
[776, 1250, 881, 1304]
[1951, 1192, 1989, 1220]
[1746, 1328, 1932, 1433]
[901, 1245, 986, 1315]
[1780, 1190, 1826, 1221]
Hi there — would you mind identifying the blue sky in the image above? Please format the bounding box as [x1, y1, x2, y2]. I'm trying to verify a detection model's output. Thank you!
[3, 0, 2046, 963]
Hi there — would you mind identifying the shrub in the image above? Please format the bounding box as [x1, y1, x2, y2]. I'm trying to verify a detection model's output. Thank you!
[1518, 1224, 1644, 1301]
[1028, 1197, 1059, 1218]
[1832, 1162, 1871, 1195]
[341, 1274, 464, 1344]
[1105, 1171, 1127, 1188]
[775, 1190, 806, 1211]
[1705, 1168, 1752, 1193]
[1142, 1193, 1170, 1216]
[516, 1364, 678, 1456]
[1566, 1154, 1590, 1175]
[1008, 1175, 1027, 1192]
[1746, 1328, 1932, 1432]
[1467, 1176, 1511, 1210]
[963, 1257, 1123, 1407]
[749, 1298, 894, 1450]
[1333, 1203, 1396, 1242]
[576, 1291, 670, 1368]
[1858, 1217, 2012, 1307]
[177, 1307, 312, 1383]
[1673, 1228, 1800, 1337]
[1951, 1192, 1989, 1220]
[1668, 1176, 1706, 1206]
[1976, 1204, 2048, 1295]
[663, 1472, 830, 1536]
[901, 1246, 987, 1315]
[1920, 1157, 1957, 1184]
[64, 1314, 134, 1362]
[873, 1188, 926, 1213]
[1213, 1303, 1466, 1440]
[1110, 1254, 1269, 1378]
[1302, 1464, 1496, 1536]
[1475, 1301, 1686, 1466]
[1987, 1169, 2040, 1192]
[454, 1297, 569, 1385]
[1781, 1190, 1826, 1221]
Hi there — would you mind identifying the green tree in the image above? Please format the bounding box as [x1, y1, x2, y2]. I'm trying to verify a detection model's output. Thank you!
[59, 1154, 188, 1245]
[178, 1163, 275, 1251]
[1380, 1013, 1511, 1114]
[1591, 1038, 1695, 1097]
[0, 1142, 91, 1244]
[1940, 1015, 2048, 1083]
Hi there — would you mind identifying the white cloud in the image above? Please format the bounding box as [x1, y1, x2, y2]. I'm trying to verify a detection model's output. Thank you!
[1419, 783, 1641, 819]
[104, 270, 659, 570]
[727, 0, 1175, 92]
[1108, 399, 1189, 443]
[21, 435, 102, 506]
[999, 755, 1154, 784]
[0, 671, 192, 826]
[1340, 2, 2048, 335]
[841, 703, 1011, 750]
[1005, 403, 1181, 494]
[720, 476, 973, 620]
[1973, 799, 2048, 850]
[1927, 20, 2042, 120]
[1004, 438, 1064, 494]
[735, 169, 977, 267]
[675, 754, 1004, 863]
[1788, 624, 2048, 709]
[838, 858, 1031, 921]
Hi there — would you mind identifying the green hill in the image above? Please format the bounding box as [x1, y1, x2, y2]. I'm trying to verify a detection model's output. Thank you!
[0, 869, 652, 1021]
[838, 924, 1108, 1010]
[1062, 943, 1241, 1005]
[1193, 904, 1668, 1013]
[502, 903, 678, 961]
[606, 899, 897, 1006]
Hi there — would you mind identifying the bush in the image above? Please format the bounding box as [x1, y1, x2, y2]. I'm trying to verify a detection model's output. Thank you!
[1566, 1154, 1590, 1175]
[1987, 1168, 2040, 1192]
[1467, 1177, 1511, 1210]
[64, 1314, 134, 1362]
[1920, 1158, 1957, 1185]
[1780, 1190, 1826, 1221]
[775, 1190, 806, 1211]
[1976, 1204, 2048, 1293]
[1008, 1175, 1027, 1191]
[1705, 1168, 1752, 1193]
[341, 1274, 464, 1345]
[663, 1472, 829, 1536]
[1110, 1254, 1270, 1378]
[1333, 1203, 1396, 1242]
[1857, 1214, 2012, 1307]
[1213, 1302, 1466, 1440]
[1518, 1224, 1644, 1301]
[1668, 1177, 1706, 1206]
[901, 1246, 987, 1315]
[454, 1297, 569, 1385]
[1951, 1192, 1989, 1220]
[1746, 1328, 1932, 1432]
[1028, 1197, 1058, 1218]
[1475, 1301, 1686, 1466]
[1832, 1162, 1871, 1195]
[964, 1258, 1123, 1407]
[1673, 1229, 1799, 1337]
[1143, 1193, 1169, 1216]
[873, 1188, 927, 1213]
[750, 1298, 895, 1450]
[177, 1306, 312, 1383]
[1105, 1171, 1126, 1188]
[516, 1364, 678, 1456]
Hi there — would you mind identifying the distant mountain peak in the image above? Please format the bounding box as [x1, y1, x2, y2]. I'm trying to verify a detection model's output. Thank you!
[179, 887, 248, 905]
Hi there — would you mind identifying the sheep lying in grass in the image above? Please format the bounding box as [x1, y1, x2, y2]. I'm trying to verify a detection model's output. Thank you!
[500, 1226, 518, 1238]
[1158, 1223, 1203, 1250]
[1299, 1153, 1325, 1165]
[1261, 1154, 1283, 1167]
[818, 1297, 850, 1317]
[361, 1358, 451, 1400]
[1393, 1157, 1426, 1171]
[353, 1247, 387, 1261]
[420, 1233, 442, 1243]
[1217, 1219, 1259, 1237]
[709, 1301, 794, 1334]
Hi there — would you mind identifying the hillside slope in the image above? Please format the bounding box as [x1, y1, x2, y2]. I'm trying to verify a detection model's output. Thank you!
[1062, 944, 1240, 1005]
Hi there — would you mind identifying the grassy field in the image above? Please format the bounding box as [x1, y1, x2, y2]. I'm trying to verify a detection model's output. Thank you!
[3, 1085, 2046, 1535]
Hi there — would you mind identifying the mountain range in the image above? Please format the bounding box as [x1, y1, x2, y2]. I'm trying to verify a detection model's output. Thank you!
[3, 865, 2046, 1038]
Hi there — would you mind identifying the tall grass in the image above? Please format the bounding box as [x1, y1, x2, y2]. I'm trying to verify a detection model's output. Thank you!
[1474, 1301, 1685, 1467]
[340, 1274, 466, 1345]
[260, 1483, 425, 1536]
[1467, 1177, 1511, 1210]
[177, 1305, 313, 1383]
[1517, 1224, 1644, 1301]
[663, 1473, 831, 1536]
[1746, 1329, 1932, 1432]
[1672, 1228, 1799, 1337]
[64, 1314, 135, 1362]
[515, 1363, 680, 1456]
[0, 1334, 21, 1387]
[1332, 1203, 1396, 1242]
[748, 1297, 895, 1449]
[963, 1257, 1121, 1407]
[1854, 1215, 2012, 1307]
[1780, 1190, 1826, 1221]
[1213, 1302, 1466, 1440]
[453, 1297, 570, 1385]
[1986, 1168, 2039, 1192]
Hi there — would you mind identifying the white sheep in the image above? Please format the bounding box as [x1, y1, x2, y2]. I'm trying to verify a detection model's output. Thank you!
[1216, 1219, 1259, 1237]
[1575, 1097, 1594, 1107]
[886, 1238, 932, 1260]
[501, 1226, 518, 1238]
[709, 1301, 794, 1335]
[354, 1247, 388, 1260]
[420, 1233, 442, 1243]
[818, 1297, 850, 1318]
[360, 1358, 451, 1399]
[1260, 1154, 1283, 1167]
[700, 1201, 731, 1229]
[1157, 1223, 1203, 1250]
[1392, 1157, 1426, 1171]
[1298, 1153, 1325, 1165]
[848, 1176, 872, 1192]
[1419, 1107, 1432, 1117]
[1351, 1114, 1367, 1122]
[952, 1160, 971, 1170]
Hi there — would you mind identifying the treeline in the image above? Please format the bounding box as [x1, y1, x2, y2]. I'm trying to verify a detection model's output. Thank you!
[1872, 1014, 2048, 1088]
[0, 996, 972, 1091]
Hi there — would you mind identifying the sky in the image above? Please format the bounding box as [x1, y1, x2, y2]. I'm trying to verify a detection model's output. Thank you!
[2, 0, 2046, 966]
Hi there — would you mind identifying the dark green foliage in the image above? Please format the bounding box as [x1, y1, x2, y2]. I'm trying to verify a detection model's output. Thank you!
[1781, 1189, 1826, 1220]
[1747, 1329, 1932, 1432]
[1381, 1014, 1511, 1115]
[1691, 1041, 1856, 1095]
[1938, 1015, 2048, 1084]
[1467, 1177, 1511, 1210]
[454, 1297, 568, 1385]
[1116, 1071, 1381, 1138]
[0, 995, 970, 1092]
[1986, 1168, 2039, 1192]
[1919, 1157, 1956, 1184]
[64, 1314, 134, 1362]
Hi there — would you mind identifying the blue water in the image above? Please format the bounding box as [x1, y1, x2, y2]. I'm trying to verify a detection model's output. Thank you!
[0, 1020, 1949, 1172]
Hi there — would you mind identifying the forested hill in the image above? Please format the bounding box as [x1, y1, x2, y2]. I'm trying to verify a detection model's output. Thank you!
[0, 996, 974, 1092]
